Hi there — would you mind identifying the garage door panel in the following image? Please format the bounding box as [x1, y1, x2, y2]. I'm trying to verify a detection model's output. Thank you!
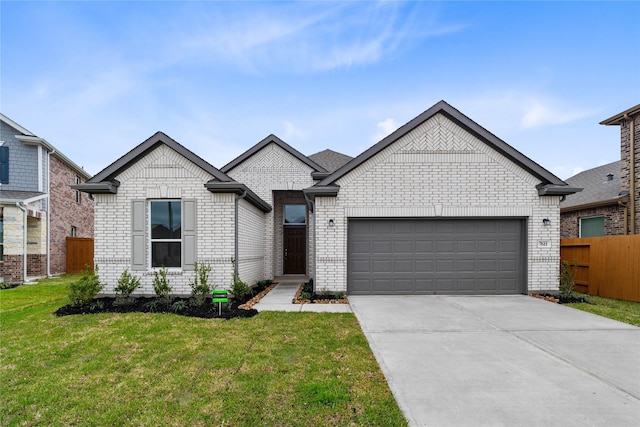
[348, 218, 525, 295]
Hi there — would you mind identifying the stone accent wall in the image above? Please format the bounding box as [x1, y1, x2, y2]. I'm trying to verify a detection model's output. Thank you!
[49, 154, 94, 274]
[94, 144, 236, 295]
[560, 204, 626, 238]
[226, 143, 316, 279]
[619, 114, 640, 234]
[315, 113, 562, 293]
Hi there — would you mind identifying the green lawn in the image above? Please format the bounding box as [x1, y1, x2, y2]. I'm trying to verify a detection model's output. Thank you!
[567, 294, 640, 326]
[0, 275, 406, 426]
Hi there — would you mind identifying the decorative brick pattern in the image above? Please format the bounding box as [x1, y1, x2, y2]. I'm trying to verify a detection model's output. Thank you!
[94, 144, 236, 296]
[226, 143, 316, 279]
[314, 113, 561, 293]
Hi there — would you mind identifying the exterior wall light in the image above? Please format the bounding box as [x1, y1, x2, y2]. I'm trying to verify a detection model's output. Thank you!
[328, 219, 335, 227]
[542, 218, 551, 226]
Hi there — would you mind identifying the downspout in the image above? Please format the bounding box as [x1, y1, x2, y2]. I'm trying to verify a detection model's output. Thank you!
[15, 202, 27, 283]
[47, 148, 55, 277]
[234, 190, 248, 275]
[304, 193, 316, 283]
[630, 115, 636, 234]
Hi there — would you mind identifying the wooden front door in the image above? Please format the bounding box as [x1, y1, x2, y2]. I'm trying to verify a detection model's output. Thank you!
[284, 227, 306, 274]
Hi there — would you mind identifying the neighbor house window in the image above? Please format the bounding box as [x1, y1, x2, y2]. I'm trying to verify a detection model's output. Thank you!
[150, 200, 182, 268]
[70, 226, 77, 237]
[284, 204, 306, 225]
[75, 176, 81, 203]
[0, 145, 8, 184]
[580, 216, 604, 237]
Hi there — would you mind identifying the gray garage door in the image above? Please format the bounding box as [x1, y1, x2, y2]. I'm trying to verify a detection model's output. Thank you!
[348, 218, 526, 295]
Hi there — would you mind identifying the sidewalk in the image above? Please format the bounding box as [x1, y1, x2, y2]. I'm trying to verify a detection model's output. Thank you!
[253, 282, 352, 313]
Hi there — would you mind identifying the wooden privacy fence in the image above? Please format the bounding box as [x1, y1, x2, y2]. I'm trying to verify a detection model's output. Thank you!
[560, 235, 640, 302]
[66, 237, 94, 274]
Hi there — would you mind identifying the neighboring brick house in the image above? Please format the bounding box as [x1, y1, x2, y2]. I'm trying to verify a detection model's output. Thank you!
[76, 101, 578, 296]
[0, 114, 93, 283]
[560, 104, 640, 238]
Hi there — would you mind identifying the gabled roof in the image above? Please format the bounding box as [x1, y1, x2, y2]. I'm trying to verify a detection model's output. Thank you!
[0, 113, 91, 180]
[73, 131, 271, 212]
[308, 100, 580, 197]
[600, 104, 640, 125]
[83, 131, 233, 188]
[221, 134, 328, 175]
[560, 161, 624, 212]
[308, 149, 353, 173]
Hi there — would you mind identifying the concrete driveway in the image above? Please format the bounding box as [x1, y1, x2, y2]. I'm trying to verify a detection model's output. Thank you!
[349, 295, 640, 426]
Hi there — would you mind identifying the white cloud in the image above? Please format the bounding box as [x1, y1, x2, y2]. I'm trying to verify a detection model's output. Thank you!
[282, 120, 305, 141]
[176, 2, 463, 74]
[521, 98, 591, 129]
[374, 118, 399, 141]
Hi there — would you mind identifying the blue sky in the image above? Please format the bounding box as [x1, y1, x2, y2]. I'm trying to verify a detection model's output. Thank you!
[2, 1, 639, 179]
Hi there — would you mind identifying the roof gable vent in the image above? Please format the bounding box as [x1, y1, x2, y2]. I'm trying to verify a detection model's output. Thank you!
[606, 173, 614, 181]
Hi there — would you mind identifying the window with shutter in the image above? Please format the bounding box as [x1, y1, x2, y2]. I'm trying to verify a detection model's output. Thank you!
[0, 146, 9, 184]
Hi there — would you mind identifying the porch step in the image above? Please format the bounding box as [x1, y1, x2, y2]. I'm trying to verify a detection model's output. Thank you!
[273, 275, 309, 284]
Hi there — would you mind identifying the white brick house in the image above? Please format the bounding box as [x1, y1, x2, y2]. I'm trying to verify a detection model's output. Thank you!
[76, 101, 579, 295]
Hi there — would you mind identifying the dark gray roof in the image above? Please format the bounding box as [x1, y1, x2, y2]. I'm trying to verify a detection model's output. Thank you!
[0, 190, 46, 203]
[86, 131, 232, 185]
[221, 134, 327, 174]
[311, 100, 579, 197]
[73, 131, 272, 212]
[560, 161, 623, 210]
[308, 149, 353, 173]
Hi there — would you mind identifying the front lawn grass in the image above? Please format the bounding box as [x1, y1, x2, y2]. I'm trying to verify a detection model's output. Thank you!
[0, 276, 406, 426]
[567, 294, 640, 326]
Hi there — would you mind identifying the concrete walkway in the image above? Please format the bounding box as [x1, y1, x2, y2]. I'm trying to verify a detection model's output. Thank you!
[351, 295, 640, 427]
[253, 282, 352, 313]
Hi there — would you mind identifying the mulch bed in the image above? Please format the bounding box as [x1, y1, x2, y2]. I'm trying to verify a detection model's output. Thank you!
[293, 284, 349, 304]
[530, 293, 590, 304]
[55, 297, 258, 319]
[55, 281, 278, 319]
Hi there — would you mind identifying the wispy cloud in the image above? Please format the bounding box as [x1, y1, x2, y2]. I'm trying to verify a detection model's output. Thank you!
[374, 117, 399, 141]
[175, 2, 464, 74]
[520, 97, 591, 128]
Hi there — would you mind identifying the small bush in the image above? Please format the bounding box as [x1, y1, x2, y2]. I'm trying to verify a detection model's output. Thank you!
[170, 300, 187, 313]
[114, 269, 141, 306]
[68, 265, 103, 306]
[153, 267, 172, 304]
[299, 291, 312, 300]
[559, 260, 578, 298]
[190, 262, 213, 306]
[231, 259, 251, 302]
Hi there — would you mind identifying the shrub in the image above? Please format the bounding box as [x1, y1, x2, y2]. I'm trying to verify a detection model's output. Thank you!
[190, 262, 213, 306]
[170, 300, 187, 313]
[231, 259, 251, 302]
[114, 269, 141, 305]
[153, 267, 172, 304]
[69, 265, 103, 306]
[559, 260, 578, 298]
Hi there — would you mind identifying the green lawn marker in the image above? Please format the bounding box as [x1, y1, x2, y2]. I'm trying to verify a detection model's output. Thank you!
[212, 289, 228, 316]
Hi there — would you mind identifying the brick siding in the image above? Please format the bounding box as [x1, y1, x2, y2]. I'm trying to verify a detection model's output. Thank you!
[314, 113, 562, 293]
[560, 204, 626, 238]
[94, 144, 236, 295]
[619, 114, 640, 234]
[49, 154, 94, 274]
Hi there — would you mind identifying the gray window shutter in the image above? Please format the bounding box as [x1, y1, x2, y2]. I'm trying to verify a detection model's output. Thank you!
[182, 199, 197, 271]
[131, 200, 146, 270]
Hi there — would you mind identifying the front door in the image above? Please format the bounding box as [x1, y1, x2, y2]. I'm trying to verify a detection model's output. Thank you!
[284, 227, 306, 274]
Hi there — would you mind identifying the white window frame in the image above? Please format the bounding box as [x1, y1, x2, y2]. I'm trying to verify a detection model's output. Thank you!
[75, 175, 81, 203]
[149, 199, 183, 269]
[70, 226, 77, 237]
